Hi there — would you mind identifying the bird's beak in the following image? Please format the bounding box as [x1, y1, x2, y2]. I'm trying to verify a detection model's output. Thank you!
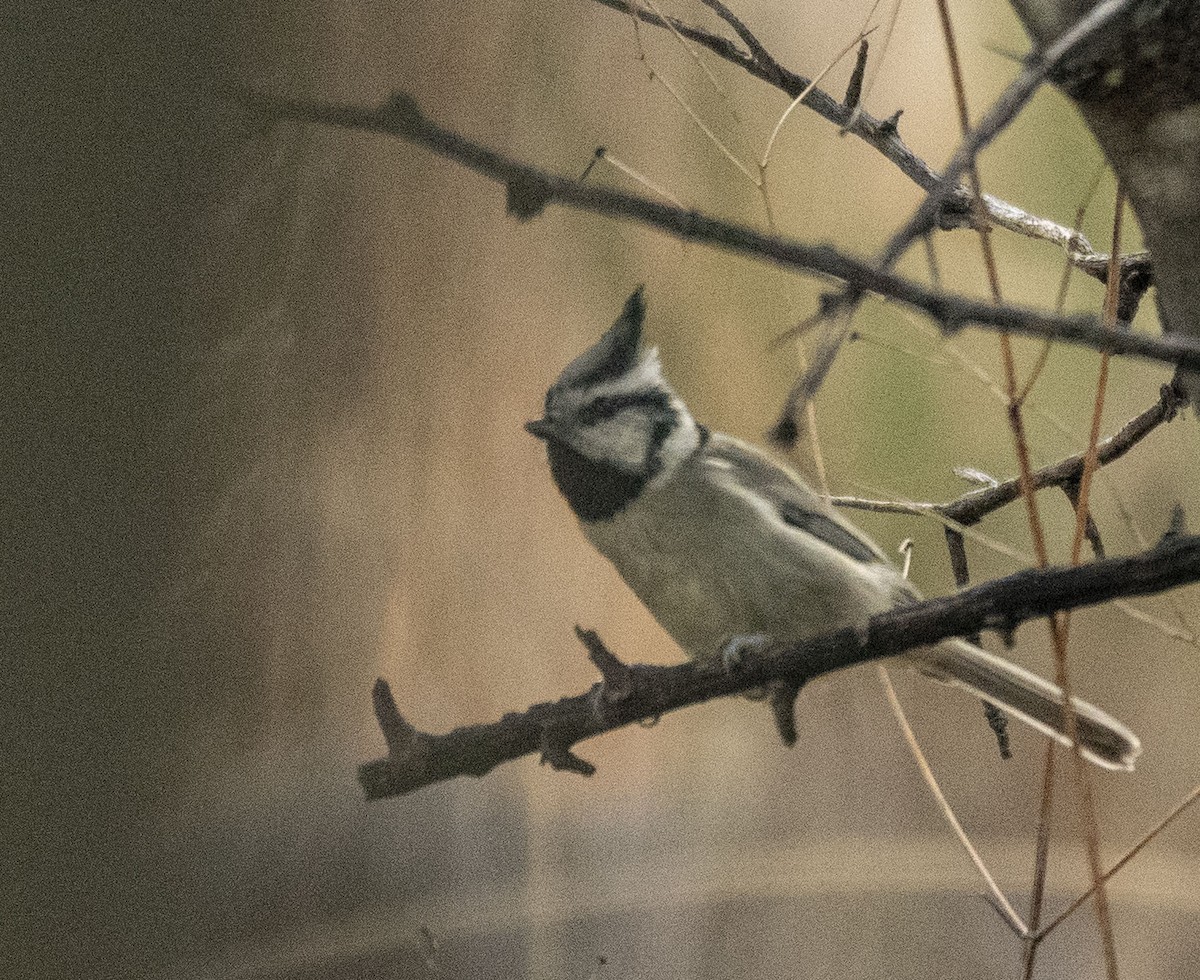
[524, 417, 556, 441]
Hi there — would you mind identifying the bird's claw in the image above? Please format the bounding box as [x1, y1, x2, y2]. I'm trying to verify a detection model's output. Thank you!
[720, 632, 773, 674]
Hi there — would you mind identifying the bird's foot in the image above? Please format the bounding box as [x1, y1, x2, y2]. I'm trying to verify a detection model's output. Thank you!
[720, 632, 773, 674]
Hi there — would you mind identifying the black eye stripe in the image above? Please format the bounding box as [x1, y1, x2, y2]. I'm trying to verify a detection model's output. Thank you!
[577, 389, 671, 424]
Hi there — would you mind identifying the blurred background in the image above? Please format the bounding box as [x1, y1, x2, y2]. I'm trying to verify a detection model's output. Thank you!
[8, 0, 1200, 977]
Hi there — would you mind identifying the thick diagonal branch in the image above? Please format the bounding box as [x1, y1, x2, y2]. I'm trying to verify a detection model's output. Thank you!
[359, 531, 1200, 801]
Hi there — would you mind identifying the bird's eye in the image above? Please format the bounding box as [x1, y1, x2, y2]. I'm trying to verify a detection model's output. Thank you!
[579, 395, 621, 424]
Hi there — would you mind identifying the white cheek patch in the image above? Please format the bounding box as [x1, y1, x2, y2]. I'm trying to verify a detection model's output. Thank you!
[556, 347, 701, 480]
[575, 414, 653, 472]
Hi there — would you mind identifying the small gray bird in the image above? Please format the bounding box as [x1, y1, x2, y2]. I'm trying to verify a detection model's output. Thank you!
[527, 288, 1140, 771]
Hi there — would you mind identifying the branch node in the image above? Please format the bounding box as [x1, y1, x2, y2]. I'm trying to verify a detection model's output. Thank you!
[506, 176, 552, 221]
[937, 307, 966, 335]
[576, 626, 633, 704]
[1161, 381, 1186, 422]
[878, 108, 903, 135]
[539, 728, 597, 777]
[381, 91, 422, 128]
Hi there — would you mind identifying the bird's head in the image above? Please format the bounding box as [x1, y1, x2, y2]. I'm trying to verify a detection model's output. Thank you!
[526, 287, 702, 520]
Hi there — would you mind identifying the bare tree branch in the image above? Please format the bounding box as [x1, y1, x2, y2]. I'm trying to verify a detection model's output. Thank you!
[240, 89, 1200, 373]
[359, 530, 1200, 801]
[878, 0, 1139, 270]
[590, 0, 1134, 279]
[832, 384, 1186, 526]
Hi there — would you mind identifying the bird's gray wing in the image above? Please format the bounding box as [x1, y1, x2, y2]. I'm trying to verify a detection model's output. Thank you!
[702, 434, 890, 565]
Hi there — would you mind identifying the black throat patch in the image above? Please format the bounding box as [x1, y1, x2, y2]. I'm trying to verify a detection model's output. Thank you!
[546, 438, 648, 522]
[540, 389, 682, 522]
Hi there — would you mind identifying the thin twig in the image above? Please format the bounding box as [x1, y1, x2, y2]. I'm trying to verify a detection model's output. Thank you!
[1022, 743, 1057, 980]
[760, 29, 875, 171]
[649, 70, 760, 185]
[879, 665, 1028, 936]
[590, 0, 1122, 275]
[927, 5, 1028, 935]
[638, 0, 732, 105]
[876, 0, 1139, 271]
[588, 148, 685, 206]
[886, 530, 1019, 927]
[1036, 782, 1200, 941]
[1052, 185, 1130, 980]
[697, 0, 783, 81]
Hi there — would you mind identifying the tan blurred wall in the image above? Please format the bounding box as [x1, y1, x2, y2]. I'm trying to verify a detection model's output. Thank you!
[8, 1, 1199, 978]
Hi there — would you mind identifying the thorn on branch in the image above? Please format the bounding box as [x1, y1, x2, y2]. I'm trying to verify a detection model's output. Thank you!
[1163, 503, 1189, 542]
[1061, 477, 1106, 559]
[982, 615, 1019, 649]
[944, 527, 972, 590]
[941, 529, 1009, 757]
[983, 700, 1012, 760]
[879, 108, 903, 136]
[579, 147, 606, 181]
[576, 625, 633, 707]
[768, 679, 801, 746]
[539, 728, 597, 777]
[767, 412, 799, 448]
[372, 678, 421, 758]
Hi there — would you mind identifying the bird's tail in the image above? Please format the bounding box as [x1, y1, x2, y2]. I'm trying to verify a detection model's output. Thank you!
[912, 638, 1141, 771]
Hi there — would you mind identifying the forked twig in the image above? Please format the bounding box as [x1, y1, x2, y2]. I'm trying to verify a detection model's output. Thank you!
[1036, 782, 1200, 941]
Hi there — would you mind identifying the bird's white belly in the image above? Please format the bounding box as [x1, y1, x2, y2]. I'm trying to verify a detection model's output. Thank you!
[583, 477, 899, 661]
